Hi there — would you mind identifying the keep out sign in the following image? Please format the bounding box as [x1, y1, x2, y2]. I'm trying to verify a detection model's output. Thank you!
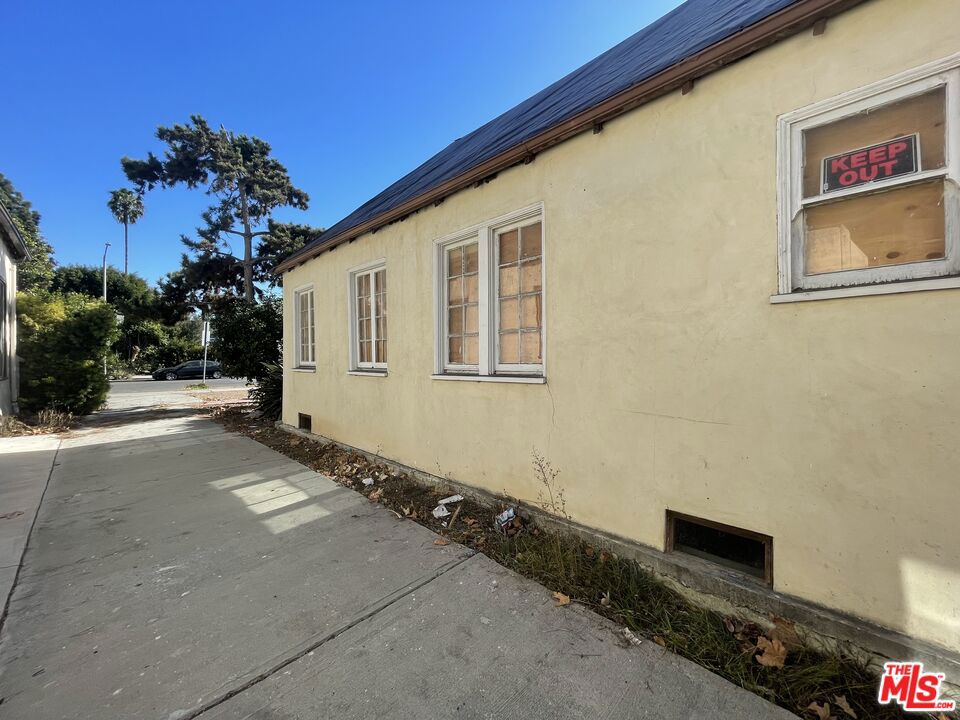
[821, 134, 919, 193]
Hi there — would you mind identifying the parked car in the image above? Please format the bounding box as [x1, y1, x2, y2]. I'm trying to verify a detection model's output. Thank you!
[152, 360, 222, 381]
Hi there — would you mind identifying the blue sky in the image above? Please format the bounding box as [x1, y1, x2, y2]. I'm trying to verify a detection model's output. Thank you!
[3, 1, 682, 285]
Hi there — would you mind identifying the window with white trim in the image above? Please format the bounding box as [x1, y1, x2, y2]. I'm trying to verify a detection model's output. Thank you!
[294, 286, 315, 367]
[0, 277, 7, 380]
[436, 205, 544, 378]
[349, 262, 387, 371]
[778, 61, 959, 295]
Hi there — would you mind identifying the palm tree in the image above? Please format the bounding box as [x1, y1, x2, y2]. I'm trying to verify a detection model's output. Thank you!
[107, 188, 144, 274]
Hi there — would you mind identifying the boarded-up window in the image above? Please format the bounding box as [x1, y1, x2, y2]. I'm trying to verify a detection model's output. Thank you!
[295, 287, 315, 367]
[446, 242, 479, 366]
[498, 221, 542, 365]
[353, 265, 387, 368]
[786, 77, 956, 290]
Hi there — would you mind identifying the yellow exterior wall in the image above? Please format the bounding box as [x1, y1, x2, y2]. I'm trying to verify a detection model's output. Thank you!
[284, 0, 960, 652]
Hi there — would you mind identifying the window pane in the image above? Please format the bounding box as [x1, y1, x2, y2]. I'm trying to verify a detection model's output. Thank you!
[464, 304, 479, 333]
[376, 269, 386, 292]
[499, 266, 519, 297]
[803, 87, 946, 197]
[360, 340, 372, 363]
[376, 340, 386, 364]
[499, 298, 519, 330]
[359, 317, 370, 341]
[805, 181, 945, 275]
[521, 222, 542, 259]
[376, 315, 387, 342]
[464, 242, 479, 273]
[464, 335, 479, 365]
[499, 230, 519, 265]
[448, 277, 463, 304]
[447, 247, 462, 276]
[448, 307, 464, 334]
[520, 259, 542, 293]
[464, 273, 479, 303]
[448, 337, 463, 364]
[521, 295, 541, 330]
[499, 332, 519, 364]
[520, 330, 541, 363]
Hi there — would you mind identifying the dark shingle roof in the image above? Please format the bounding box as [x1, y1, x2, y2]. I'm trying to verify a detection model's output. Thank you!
[283, 0, 805, 266]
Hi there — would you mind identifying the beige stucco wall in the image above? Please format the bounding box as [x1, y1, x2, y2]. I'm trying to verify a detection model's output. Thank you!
[0, 241, 17, 415]
[284, 0, 960, 653]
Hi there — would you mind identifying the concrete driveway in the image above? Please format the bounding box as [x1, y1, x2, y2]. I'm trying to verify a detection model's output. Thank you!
[0, 400, 796, 719]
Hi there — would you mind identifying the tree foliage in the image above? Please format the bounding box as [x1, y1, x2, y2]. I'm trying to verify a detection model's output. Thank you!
[156, 219, 321, 316]
[0, 172, 55, 292]
[17, 292, 119, 415]
[51, 264, 158, 322]
[210, 295, 282, 381]
[122, 115, 310, 302]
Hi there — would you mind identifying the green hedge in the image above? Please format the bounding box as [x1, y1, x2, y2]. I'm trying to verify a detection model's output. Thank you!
[17, 292, 119, 415]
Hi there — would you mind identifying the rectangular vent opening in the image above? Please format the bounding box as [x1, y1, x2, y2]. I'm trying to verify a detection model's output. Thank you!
[297, 413, 312, 432]
[666, 511, 772, 584]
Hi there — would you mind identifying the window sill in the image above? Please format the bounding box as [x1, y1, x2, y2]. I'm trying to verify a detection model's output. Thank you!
[431, 374, 545, 385]
[770, 276, 960, 304]
[347, 370, 388, 378]
[291, 366, 316, 373]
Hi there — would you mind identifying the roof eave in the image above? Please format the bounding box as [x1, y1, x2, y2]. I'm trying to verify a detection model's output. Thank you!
[274, 0, 866, 275]
[0, 202, 29, 262]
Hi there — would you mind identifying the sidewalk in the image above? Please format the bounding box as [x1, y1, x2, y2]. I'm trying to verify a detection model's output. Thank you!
[0, 434, 60, 625]
[0, 403, 796, 719]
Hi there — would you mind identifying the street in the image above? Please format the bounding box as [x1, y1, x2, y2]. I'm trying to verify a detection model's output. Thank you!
[110, 376, 249, 395]
[0, 390, 795, 719]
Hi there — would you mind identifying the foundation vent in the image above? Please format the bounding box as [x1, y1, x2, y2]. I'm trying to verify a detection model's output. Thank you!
[666, 511, 772, 585]
[297, 413, 312, 432]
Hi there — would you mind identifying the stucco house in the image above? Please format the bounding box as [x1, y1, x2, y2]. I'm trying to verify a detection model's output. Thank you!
[276, 0, 960, 669]
[0, 201, 28, 416]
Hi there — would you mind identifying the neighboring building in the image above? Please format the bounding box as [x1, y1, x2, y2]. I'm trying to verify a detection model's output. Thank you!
[0, 201, 28, 415]
[277, 0, 960, 662]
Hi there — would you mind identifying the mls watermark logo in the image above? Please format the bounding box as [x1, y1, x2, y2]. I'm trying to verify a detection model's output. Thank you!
[878, 662, 956, 712]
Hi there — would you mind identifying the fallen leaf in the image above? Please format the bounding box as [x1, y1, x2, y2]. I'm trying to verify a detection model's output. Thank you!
[600, 591, 611, 607]
[832, 695, 856, 719]
[653, 635, 666, 647]
[433, 538, 450, 546]
[585, 546, 595, 558]
[552, 591, 571, 607]
[755, 636, 788, 668]
[723, 617, 737, 634]
[368, 488, 384, 502]
[805, 701, 833, 720]
[770, 615, 802, 649]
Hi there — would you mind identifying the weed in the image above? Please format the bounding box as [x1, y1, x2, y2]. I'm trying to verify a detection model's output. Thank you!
[183, 383, 209, 390]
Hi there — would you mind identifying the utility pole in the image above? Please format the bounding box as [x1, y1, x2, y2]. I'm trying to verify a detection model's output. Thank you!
[102, 242, 110, 375]
[102, 242, 111, 300]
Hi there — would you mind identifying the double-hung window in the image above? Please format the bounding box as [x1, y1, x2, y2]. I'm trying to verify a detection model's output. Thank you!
[349, 261, 387, 372]
[777, 57, 960, 298]
[435, 204, 545, 380]
[294, 286, 315, 368]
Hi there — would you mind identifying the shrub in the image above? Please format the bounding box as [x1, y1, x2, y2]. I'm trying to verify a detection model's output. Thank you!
[210, 296, 281, 381]
[17, 292, 119, 415]
[249, 363, 282, 419]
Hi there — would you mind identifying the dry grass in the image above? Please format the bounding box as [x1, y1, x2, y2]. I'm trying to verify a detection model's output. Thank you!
[207, 404, 950, 720]
[0, 409, 74, 436]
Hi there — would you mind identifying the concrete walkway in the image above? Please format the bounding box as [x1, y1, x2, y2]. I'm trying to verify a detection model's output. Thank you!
[0, 434, 60, 624]
[0, 402, 796, 719]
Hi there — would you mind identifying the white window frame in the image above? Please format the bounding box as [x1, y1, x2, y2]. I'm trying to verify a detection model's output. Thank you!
[293, 284, 315, 368]
[776, 54, 960, 299]
[432, 203, 546, 381]
[347, 259, 387, 373]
